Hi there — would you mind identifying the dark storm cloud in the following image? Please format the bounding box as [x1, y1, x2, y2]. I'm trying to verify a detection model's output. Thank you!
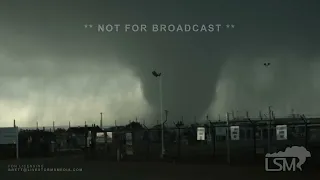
[0, 0, 319, 126]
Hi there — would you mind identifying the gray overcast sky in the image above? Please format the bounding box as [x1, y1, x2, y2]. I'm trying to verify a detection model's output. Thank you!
[0, 0, 319, 127]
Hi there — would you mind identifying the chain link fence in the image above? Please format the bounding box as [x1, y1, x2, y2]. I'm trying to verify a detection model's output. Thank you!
[5, 116, 319, 169]
[101, 116, 320, 168]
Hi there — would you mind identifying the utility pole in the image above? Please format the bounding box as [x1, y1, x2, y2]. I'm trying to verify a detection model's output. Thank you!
[152, 70, 164, 158]
[159, 74, 164, 158]
[100, 112, 103, 129]
[36, 121, 39, 130]
[53, 121, 55, 132]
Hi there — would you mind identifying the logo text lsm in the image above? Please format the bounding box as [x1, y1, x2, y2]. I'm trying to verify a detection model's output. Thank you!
[265, 158, 299, 172]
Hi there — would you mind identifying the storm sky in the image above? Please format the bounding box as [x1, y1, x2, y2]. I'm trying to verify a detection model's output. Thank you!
[0, 0, 319, 127]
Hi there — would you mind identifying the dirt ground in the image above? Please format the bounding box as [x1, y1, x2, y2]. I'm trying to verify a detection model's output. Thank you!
[0, 157, 318, 180]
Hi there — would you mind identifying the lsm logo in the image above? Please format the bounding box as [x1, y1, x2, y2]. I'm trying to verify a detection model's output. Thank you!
[265, 146, 311, 172]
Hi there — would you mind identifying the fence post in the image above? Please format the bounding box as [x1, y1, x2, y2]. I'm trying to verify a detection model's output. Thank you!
[147, 130, 150, 159]
[142, 124, 150, 160]
[226, 112, 231, 164]
[268, 106, 272, 153]
[174, 118, 184, 160]
[301, 115, 308, 149]
[84, 125, 88, 158]
[246, 111, 256, 161]
[178, 127, 181, 159]
[212, 122, 216, 157]
[207, 115, 215, 158]
[117, 147, 121, 162]
[305, 123, 308, 149]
